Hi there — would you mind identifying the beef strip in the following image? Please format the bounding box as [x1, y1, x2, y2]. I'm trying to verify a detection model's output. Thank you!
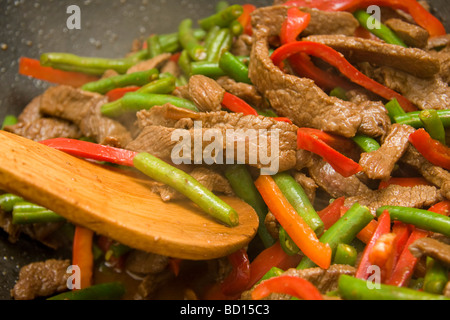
[361, 64, 450, 110]
[125, 251, 169, 276]
[384, 18, 429, 49]
[126, 53, 172, 74]
[401, 146, 450, 200]
[231, 34, 253, 57]
[344, 184, 443, 215]
[303, 35, 440, 78]
[428, 46, 450, 85]
[4, 96, 82, 142]
[134, 270, 175, 300]
[292, 171, 318, 204]
[187, 75, 225, 112]
[40, 85, 132, 147]
[308, 158, 372, 199]
[216, 76, 269, 110]
[359, 124, 416, 180]
[241, 264, 355, 300]
[11, 259, 70, 300]
[409, 238, 450, 268]
[249, 24, 390, 138]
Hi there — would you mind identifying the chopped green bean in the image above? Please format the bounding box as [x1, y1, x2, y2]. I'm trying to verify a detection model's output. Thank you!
[198, 4, 244, 31]
[1, 115, 18, 130]
[216, 0, 229, 13]
[419, 109, 446, 145]
[119, 92, 199, 113]
[353, 10, 407, 47]
[298, 203, 373, 270]
[204, 26, 221, 51]
[333, 244, 358, 266]
[423, 257, 448, 295]
[219, 51, 252, 84]
[48, 282, 126, 300]
[179, 19, 207, 62]
[12, 202, 65, 224]
[338, 275, 450, 300]
[147, 34, 162, 58]
[134, 153, 239, 227]
[230, 20, 244, 37]
[81, 69, 159, 94]
[385, 98, 406, 123]
[394, 109, 450, 128]
[178, 50, 192, 77]
[329, 87, 348, 101]
[0, 193, 24, 212]
[190, 62, 226, 78]
[352, 135, 381, 153]
[279, 227, 300, 256]
[376, 206, 450, 237]
[256, 267, 284, 285]
[158, 29, 206, 53]
[206, 28, 232, 63]
[224, 164, 274, 247]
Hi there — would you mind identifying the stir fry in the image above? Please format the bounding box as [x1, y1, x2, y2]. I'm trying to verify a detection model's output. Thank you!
[2, 0, 450, 301]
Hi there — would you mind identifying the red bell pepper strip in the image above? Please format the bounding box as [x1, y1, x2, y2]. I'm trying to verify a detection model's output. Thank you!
[355, 210, 391, 280]
[237, 4, 257, 36]
[221, 92, 259, 116]
[280, 7, 311, 44]
[298, 128, 357, 155]
[297, 129, 363, 178]
[271, 41, 416, 112]
[168, 258, 183, 277]
[386, 227, 428, 287]
[273, 117, 293, 124]
[368, 232, 397, 282]
[72, 226, 94, 290]
[392, 222, 412, 260]
[255, 175, 332, 270]
[39, 138, 138, 167]
[252, 275, 323, 300]
[283, 0, 446, 38]
[356, 220, 379, 244]
[378, 177, 432, 190]
[428, 201, 450, 217]
[220, 249, 251, 296]
[105, 86, 140, 102]
[318, 197, 346, 231]
[409, 129, 450, 171]
[19, 57, 100, 88]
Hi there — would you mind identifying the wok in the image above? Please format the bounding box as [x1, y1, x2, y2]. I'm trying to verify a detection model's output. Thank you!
[0, 0, 448, 300]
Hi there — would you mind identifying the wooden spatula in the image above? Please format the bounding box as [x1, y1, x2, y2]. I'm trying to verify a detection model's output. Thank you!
[0, 131, 259, 260]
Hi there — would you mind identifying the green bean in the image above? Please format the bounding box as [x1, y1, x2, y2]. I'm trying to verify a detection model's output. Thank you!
[147, 34, 162, 58]
[12, 202, 65, 224]
[333, 244, 358, 266]
[257, 267, 284, 285]
[179, 19, 207, 62]
[219, 51, 252, 84]
[40, 52, 146, 75]
[419, 109, 446, 145]
[133, 153, 239, 227]
[1, 115, 18, 130]
[352, 135, 381, 153]
[204, 26, 221, 51]
[273, 172, 324, 235]
[297, 203, 373, 270]
[119, 92, 199, 113]
[385, 98, 406, 123]
[423, 257, 448, 295]
[224, 164, 274, 247]
[376, 206, 450, 237]
[81, 68, 159, 95]
[256, 108, 279, 118]
[394, 109, 450, 128]
[206, 28, 232, 63]
[353, 10, 407, 47]
[101, 76, 177, 117]
[158, 29, 206, 53]
[178, 50, 192, 77]
[216, 0, 229, 13]
[0, 193, 24, 212]
[190, 62, 226, 78]
[329, 87, 348, 101]
[108, 242, 132, 259]
[48, 282, 126, 300]
[230, 20, 244, 37]
[279, 227, 300, 255]
[338, 275, 450, 300]
[198, 4, 244, 31]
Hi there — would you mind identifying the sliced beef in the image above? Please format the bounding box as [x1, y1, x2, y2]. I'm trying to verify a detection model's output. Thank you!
[216, 76, 269, 110]
[292, 171, 318, 204]
[231, 34, 253, 57]
[344, 184, 443, 215]
[40, 85, 132, 147]
[4, 96, 82, 142]
[241, 264, 355, 300]
[135, 270, 174, 300]
[249, 24, 390, 138]
[409, 238, 450, 268]
[11, 259, 70, 300]
[384, 18, 429, 49]
[126, 53, 172, 74]
[361, 64, 450, 110]
[428, 46, 450, 85]
[125, 251, 169, 276]
[401, 146, 450, 200]
[308, 158, 372, 199]
[303, 35, 440, 78]
[359, 124, 416, 180]
[187, 75, 225, 112]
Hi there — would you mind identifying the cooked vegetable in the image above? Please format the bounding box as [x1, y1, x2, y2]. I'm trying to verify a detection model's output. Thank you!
[206, 28, 232, 63]
[395, 109, 450, 128]
[48, 282, 126, 300]
[0, 193, 24, 212]
[72, 226, 95, 290]
[333, 243, 358, 266]
[419, 110, 446, 145]
[133, 152, 239, 227]
[219, 51, 251, 84]
[190, 61, 226, 78]
[280, 7, 311, 45]
[221, 92, 259, 116]
[12, 202, 65, 224]
[198, 4, 244, 31]
[147, 34, 163, 58]
[179, 19, 207, 62]
[385, 99, 406, 123]
[423, 257, 448, 295]
[119, 92, 199, 113]
[220, 249, 251, 296]
[352, 135, 381, 153]
[252, 275, 323, 300]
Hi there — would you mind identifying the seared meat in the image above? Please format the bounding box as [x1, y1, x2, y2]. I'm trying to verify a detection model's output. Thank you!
[409, 238, 450, 268]
[359, 124, 416, 180]
[187, 75, 225, 112]
[428, 46, 450, 85]
[11, 259, 70, 300]
[217, 76, 269, 110]
[40, 85, 132, 147]
[125, 251, 169, 276]
[126, 53, 171, 74]
[292, 171, 318, 204]
[384, 18, 429, 49]
[344, 184, 443, 215]
[135, 270, 175, 300]
[249, 24, 389, 138]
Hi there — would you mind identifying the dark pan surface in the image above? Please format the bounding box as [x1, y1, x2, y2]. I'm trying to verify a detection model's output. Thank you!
[0, 0, 449, 300]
